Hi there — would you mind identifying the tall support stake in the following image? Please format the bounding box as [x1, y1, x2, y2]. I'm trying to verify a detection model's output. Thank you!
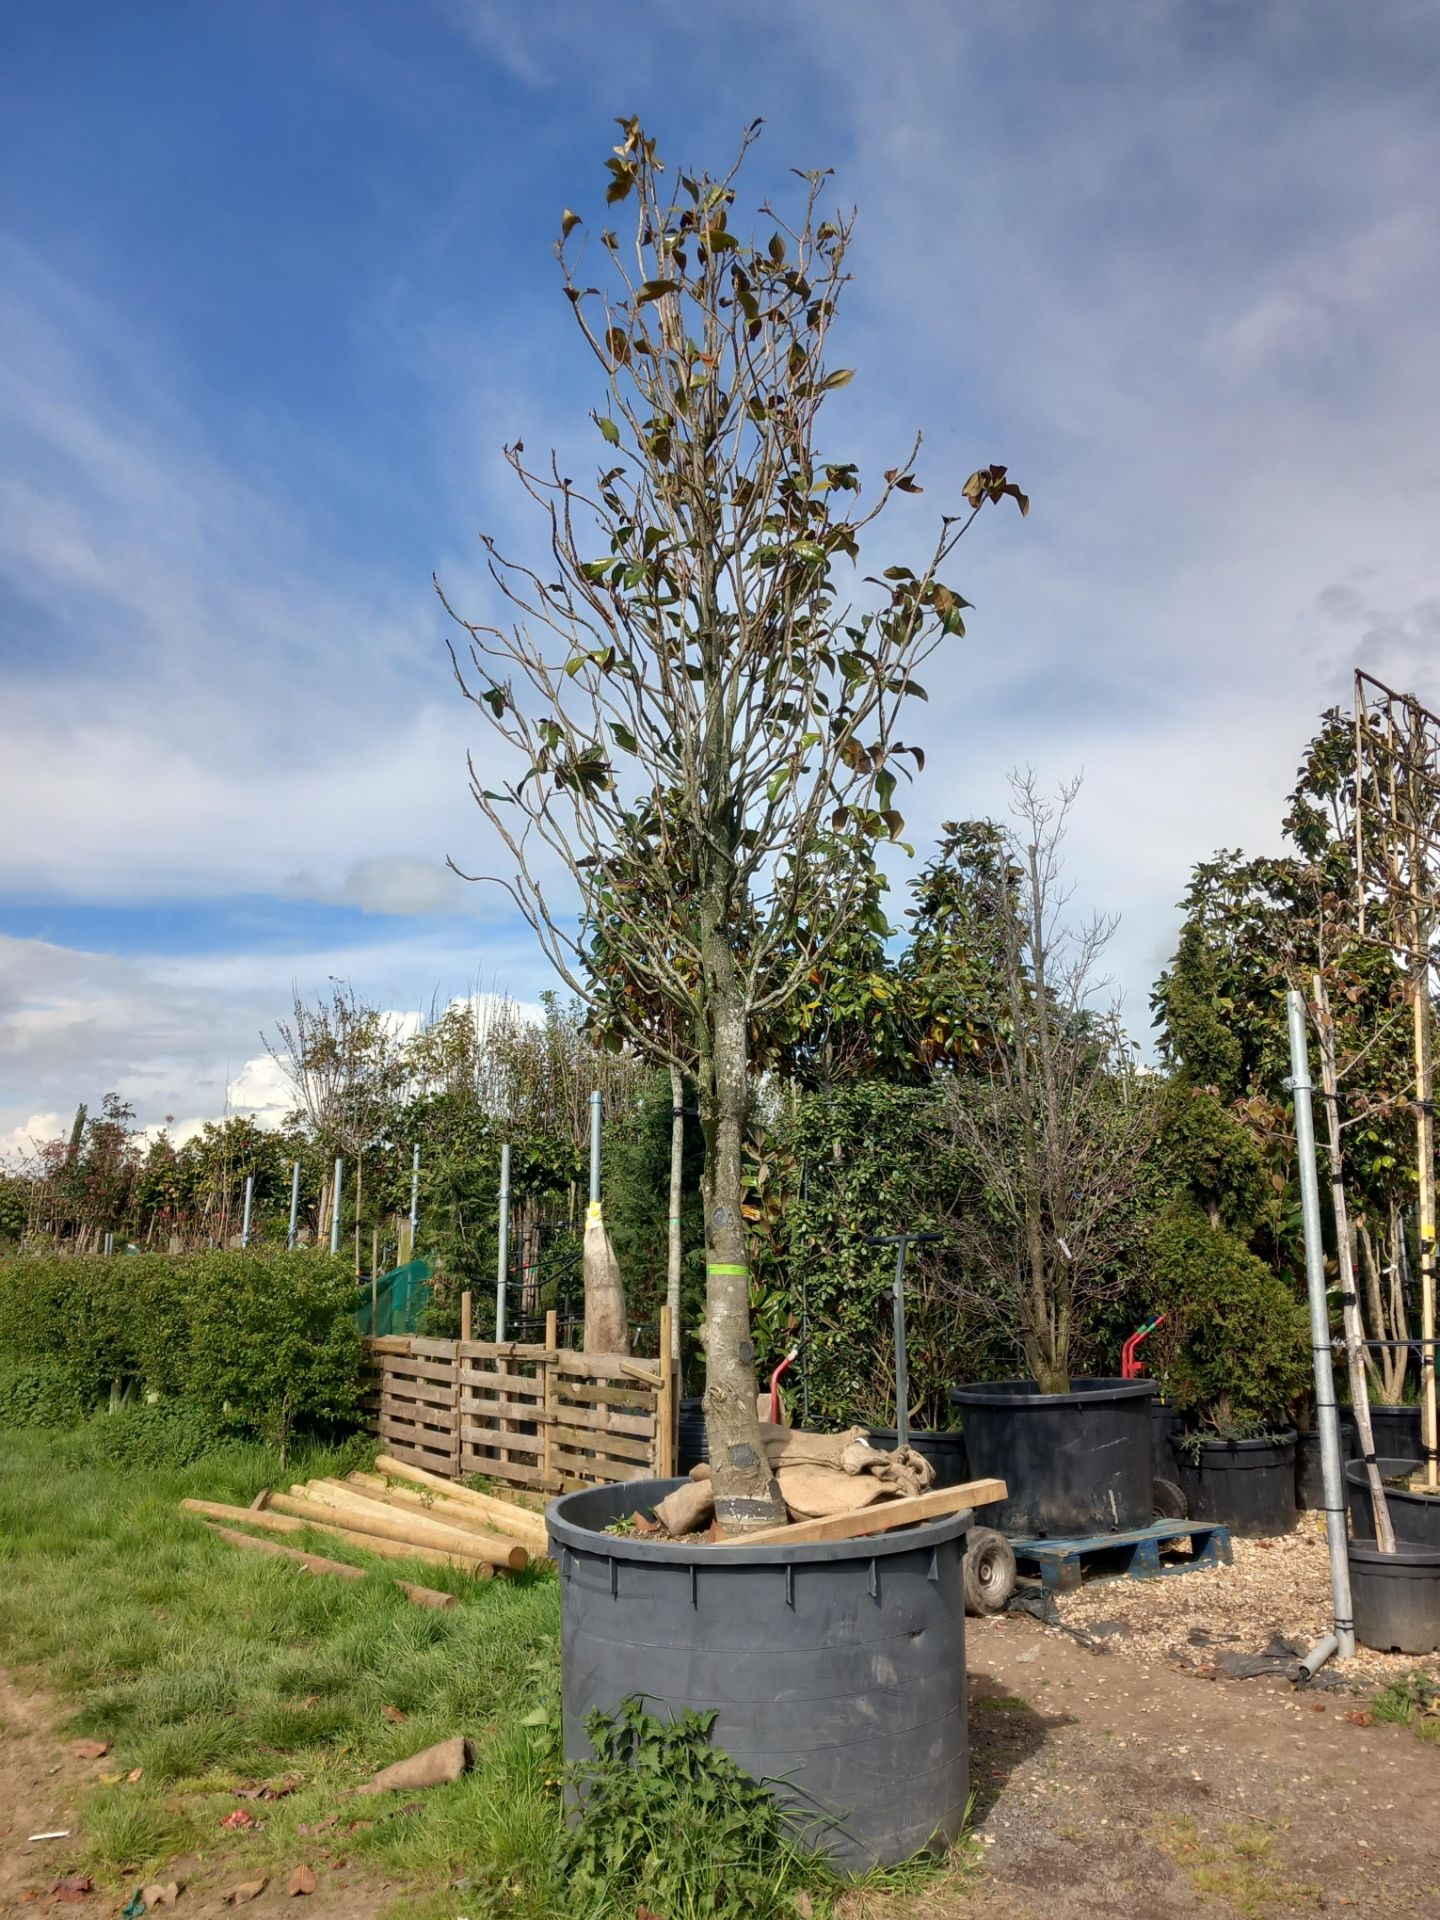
[1312, 979, 1395, 1553]
[495, 1143, 512, 1342]
[408, 1144, 421, 1254]
[589, 1088, 602, 1207]
[287, 1160, 300, 1250]
[667, 1066, 685, 1388]
[1287, 989, 1358, 1654]
[240, 1175, 254, 1249]
[1415, 970, 1439, 1488]
[330, 1157, 343, 1256]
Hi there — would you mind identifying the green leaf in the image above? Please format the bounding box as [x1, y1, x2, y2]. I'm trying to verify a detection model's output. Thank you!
[821, 367, 855, 390]
[636, 278, 680, 305]
[597, 416, 621, 446]
[610, 722, 637, 754]
[560, 207, 582, 240]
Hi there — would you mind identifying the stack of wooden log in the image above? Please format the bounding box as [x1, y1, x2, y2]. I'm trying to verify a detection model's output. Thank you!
[179, 1453, 549, 1609]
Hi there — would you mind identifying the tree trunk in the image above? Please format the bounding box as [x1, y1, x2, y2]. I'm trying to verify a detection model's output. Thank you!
[667, 1063, 685, 1393]
[697, 962, 785, 1532]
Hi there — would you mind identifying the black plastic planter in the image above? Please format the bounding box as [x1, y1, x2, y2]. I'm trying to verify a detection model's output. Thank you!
[1295, 1423, 1355, 1512]
[864, 1427, 971, 1488]
[547, 1477, 973, 1869]
[1349, 1536, 1440, 1655]
[1150, 1401, 1183, 1476]
[947, 1378, 1155, 1537]
[1174, 1433, 1298, 1536]
[677, 1397, 708, 1474]
[1367, 1404, 1422, 1458]
[1345, 1456, 1440, 1550]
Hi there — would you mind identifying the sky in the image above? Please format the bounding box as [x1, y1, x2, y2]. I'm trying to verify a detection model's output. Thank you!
[3, 0, 1440, 1156]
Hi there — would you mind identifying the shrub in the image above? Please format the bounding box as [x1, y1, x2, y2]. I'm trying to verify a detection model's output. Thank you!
[0, 1251, 363, 1448]
[1148, 1201, 1309, 1432]
[0, 1360, 89, 1430]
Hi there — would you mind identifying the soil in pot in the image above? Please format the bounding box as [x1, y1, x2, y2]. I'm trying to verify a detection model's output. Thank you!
[1345, 1455, 1440, 1550]
[1296, 1422, 1356, 1512]
[1349, 1535, 1440, 1655]
[1174, 1433, 1298, 1536]
[547, 1476, 972, 1870]
[864, 1426, 970, 1488]
[948, 1378, 1154, 1537]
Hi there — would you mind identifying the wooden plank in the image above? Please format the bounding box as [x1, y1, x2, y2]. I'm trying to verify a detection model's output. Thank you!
[383, 1355, 457, 1386]
[555, 1351, 664, 1384]
[714, 1478, 1008, 1548]
[542, 1308, 558, 1490]
[456, 1339, 555, 1363]
[408, 1336, 462, 1359]
[460, 1423, 545, 1458]
[552, 1380, 656, 1414]
[549, 1421, 653, 1465]
[457, 1365, 545, 1395]
[460, 1450, 551, 1490]
[551, 1446, 651, 1484]
[616, 1359, 664, 1389]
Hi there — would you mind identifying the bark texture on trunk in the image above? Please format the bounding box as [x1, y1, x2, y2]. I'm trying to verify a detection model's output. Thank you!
[697, 940, 785, 1532]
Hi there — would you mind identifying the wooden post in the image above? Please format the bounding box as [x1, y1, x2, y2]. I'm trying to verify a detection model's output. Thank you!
[657, 1303, 676, 1478]
[460, 1290, 473, 1344]
[542, 1309, 558, 1492]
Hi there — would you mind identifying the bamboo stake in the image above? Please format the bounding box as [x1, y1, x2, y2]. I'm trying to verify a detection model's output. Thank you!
[1415, 970, 1439, 1489]
[274, 1488, 526, 1570]
[657, 1303, 675, 1478]
[542, 1308, 557, 1492]
[1313, 977, 1395, 1552]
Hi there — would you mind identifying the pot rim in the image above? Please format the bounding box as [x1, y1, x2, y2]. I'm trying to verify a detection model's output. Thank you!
[546, 1475, 974, 1567]
[949, 1376, 1156, 1411]
[1349, 1534, 1440, 1569]
[1345, 1455, 1440, 1497]
[1181, 1431, 1298, 1455]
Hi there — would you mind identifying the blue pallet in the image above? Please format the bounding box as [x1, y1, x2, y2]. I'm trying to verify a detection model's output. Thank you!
[1009, 1518, 1233, 1593]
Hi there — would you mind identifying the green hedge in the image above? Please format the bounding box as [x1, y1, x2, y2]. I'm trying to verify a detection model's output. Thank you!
[0, 1250, 363, 1448]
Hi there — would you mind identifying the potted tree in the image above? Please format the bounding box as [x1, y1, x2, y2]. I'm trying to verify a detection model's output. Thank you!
[443, 120, 1024, 1866]
[938, 779, 1163, 1538]
[1149, 1201, 1309, 1535]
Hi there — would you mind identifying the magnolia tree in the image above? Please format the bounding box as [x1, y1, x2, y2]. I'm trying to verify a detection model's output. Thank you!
[442, 120, 1024, 1530]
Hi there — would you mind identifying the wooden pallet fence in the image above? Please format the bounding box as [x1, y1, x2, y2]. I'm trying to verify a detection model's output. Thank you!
[362, 1306, 675, 1497]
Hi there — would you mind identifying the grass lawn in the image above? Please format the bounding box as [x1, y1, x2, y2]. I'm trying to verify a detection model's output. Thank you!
[0, 1425, 564, 1917]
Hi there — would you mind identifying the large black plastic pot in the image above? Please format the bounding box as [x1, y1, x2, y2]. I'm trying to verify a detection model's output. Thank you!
[1295, 1423, 1355, 1512]
[547, 1477, 972, 1869]
[1345, 1456, 1440, 1549]
[864, 1426, 971, 1488]
[1150, 1401, 1183, 1476]
[947, 1378, 1155, 1537]
[677, 1397, 708, 1474]
[1174, 1433, 1297, 1536]
[1367, 1404, 1422, 1458]
[1349, 1536, 1440, 1654]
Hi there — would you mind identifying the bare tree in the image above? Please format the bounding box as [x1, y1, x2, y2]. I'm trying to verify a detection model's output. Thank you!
[440, 120, 1024, 1527]
[938, 774, 1159, 1393]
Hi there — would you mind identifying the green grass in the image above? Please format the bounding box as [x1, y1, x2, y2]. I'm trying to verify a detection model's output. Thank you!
[0, 1425, 563, 1914]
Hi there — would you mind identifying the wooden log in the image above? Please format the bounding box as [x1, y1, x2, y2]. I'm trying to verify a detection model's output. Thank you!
[713, 1477, 1008, 1547]
[274, 1488, 526, 1571]
[202, 1525, 456, 1608]
[315, 1478, 539, 1558]
[183, 1497, 306, 1534]
[259, 1505, 493, 1577]
[184, 1503, 482, 1591]
[371, 1454, 552, 1547]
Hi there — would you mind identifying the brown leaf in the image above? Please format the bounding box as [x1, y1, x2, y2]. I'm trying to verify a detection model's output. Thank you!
[223, 1878, 268, 1906]
[381, 1705, 407, 1724]
[71, 1741, 110, 1760]
[1345, 1709, 1374, 1727]
[220, 1808, 257, 1831]
[287, 1864, 317, 1898]
[47, 1878, 93, 1902]
[125, 1768, 145, 1785]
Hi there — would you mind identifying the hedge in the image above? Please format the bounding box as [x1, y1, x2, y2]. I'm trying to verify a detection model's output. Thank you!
[0, 1250, 364, 1449]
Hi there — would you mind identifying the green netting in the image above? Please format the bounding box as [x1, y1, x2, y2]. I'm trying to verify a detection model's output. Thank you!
[355, 1257, 433, 1337]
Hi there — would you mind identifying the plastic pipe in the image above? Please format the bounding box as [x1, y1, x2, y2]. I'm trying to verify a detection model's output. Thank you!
[1299, 1632, 1338, 1679]
[1286, 990, 1356, 1659]
[496, 1143, 511, 1342]
[241, 1175, 254, 1249]
[409, 1144, 420, 1247]
[589, 1090, 602, 1207]
[330, 1158, 343, 1256]
[287, 1160, 300, 1249]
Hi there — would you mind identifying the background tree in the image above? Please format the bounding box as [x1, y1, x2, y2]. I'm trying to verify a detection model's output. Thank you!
[441, 119, 1024, 1526]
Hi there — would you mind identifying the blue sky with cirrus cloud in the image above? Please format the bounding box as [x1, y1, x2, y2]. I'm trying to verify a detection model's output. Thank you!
[3, 0, 1440, 1156]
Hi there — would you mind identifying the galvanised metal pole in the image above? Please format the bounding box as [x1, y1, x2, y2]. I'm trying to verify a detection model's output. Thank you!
[495, 1143, 512, 1342]
[408, 1144, 420, 1251]
[330, 1157, 343, 1256]
[287, 1160, 301, 1250]
[240, 1175, 254, 1249]
[589, 1089, 602, 1207]
[1286, 988, 1356, 1660]
[892, 1243, 910, 1452]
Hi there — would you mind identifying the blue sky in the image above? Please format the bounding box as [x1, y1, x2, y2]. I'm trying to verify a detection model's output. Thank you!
[4, 1, 1440, 1150]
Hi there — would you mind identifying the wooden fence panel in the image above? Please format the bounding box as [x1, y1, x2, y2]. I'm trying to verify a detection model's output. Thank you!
[361, 1304, 675, 1497]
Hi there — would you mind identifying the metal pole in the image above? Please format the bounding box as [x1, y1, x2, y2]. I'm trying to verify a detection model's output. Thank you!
[240, 1175, 254, 1249]
[287, 1160, 301, 1249]
[496, 1143, 512, 1342]
[892, 1242, 910, 1451]
[330, 1157, 343, 1256]
[409, 1144, 421, 1254]
[1286, 989, 1356, 1658]
[589, 1089, 602, 1207]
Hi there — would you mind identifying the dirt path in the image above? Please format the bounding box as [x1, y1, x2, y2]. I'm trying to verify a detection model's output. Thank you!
[875, 1612, 1440, 1920]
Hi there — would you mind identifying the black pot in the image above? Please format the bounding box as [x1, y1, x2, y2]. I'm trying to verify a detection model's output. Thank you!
[547, 1477, 971, 1869]
[1368, 1404, 1422, 1458]
[1349, 1536, 1440, 1655]
[1150, 1401, 1183, 1475]
[1175, 1433, 1298, 1536]
[1295, 1422, 1355, 1512]
[947, 1377, 1155, 1538]
[864, 1426, 971, 1488]
[677, 1396, 708, 1473]
[1345, 1456, 1440, 1550]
